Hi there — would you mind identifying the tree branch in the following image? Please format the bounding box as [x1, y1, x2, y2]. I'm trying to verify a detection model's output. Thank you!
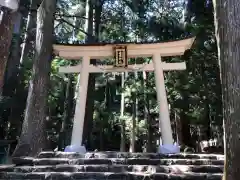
[54, 21, 63, 29]
[55, 18, 96, 41]
[55, 13, 89, 20]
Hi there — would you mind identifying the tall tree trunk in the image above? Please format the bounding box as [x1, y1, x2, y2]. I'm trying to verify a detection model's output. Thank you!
[120, 119, 126, 151]
[12, 0, 56, 157]
[200, 58, 212, 140]
[175, 111, 183, 145]
[58, 75, 74, 150]
[178, 72, 193, 147]
[0, 7, 16, 139]
[20, 0, 41, 64]
[135, 72, 139, 151]
[2, 12, 23, 140]
[82, 0, 94, 149]
[205, 103, 211, 139]
[129, 72, 138, 153]
[0, 7, 15, 94]
[3, 12, 22, 85]
[180, 109, 192, 147]
[213, 60, 223, 141]
[82, 0, 103, 149]
[129, 99, 136, 153]
[4, 0, 41, 141]
[120, 72, 126, 152]
[143, 71, 153, 152]
[99, 115, 104, 151]
[213, 1, 240, 180]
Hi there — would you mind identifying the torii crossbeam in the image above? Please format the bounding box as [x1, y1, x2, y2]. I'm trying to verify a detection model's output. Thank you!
[53, 37, 195, 154]
[59, 62, 186, 73]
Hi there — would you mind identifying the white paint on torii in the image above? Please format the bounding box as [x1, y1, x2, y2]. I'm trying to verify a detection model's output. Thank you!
[53, 37, 195, 154]
[54, 38, 193, 59]
[59, 62, 186, 73]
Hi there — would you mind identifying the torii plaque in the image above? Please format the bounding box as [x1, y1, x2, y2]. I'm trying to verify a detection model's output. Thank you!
[114, 46, 128, 67]
[54, 37, 195, 154]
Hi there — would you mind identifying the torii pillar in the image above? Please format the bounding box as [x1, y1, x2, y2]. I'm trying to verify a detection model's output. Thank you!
[53, 37, 195, 154]
[153, 53, 176, 154]
[68, 56, 89, 153]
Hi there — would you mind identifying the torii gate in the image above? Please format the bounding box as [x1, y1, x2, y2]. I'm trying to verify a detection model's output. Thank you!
[53, 37, 195, 154]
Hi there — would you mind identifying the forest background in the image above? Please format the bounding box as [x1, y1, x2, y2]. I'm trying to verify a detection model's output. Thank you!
[0, 0, 221, 154]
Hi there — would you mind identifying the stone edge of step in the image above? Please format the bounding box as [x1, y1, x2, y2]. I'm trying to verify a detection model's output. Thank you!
[0, 171, 223, 179]
[38, 151, 224, 160]
[0, 164, 224, 173]
[11, 157, 224, 166]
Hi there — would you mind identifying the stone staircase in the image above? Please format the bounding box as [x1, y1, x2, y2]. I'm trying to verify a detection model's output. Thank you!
[0, 151, 224, 179]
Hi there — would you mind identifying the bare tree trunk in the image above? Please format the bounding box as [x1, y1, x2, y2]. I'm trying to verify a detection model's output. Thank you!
[205, 103, 211, 139]
[0, 7, 15, 94]
[99, 115, 104, 151]
[129, 100, 136, 153]
[129, 72, 138, 153]
[178, 72, 193, 147]
[12, 0, 56, 157]
[3, 0, 41, 141]
[135, 72, 139, 151]
[120, 72, 126, 152]
[142, 71, 153, 152]
[82, 0, 94, 149]
[2, 12, 23, 140]
[120, 120, 126, 151]
[0, 7, 16, 138]
[142, 71, 154, 152]
[175, 111, 183, 145]
[213, 1, 240, 180]
[3, 12, 22, 85]
[83, 0, 103, 149]
[58, 75, 74, 150]
[20, 0, 41, 64]
[180, 109, 193, 147]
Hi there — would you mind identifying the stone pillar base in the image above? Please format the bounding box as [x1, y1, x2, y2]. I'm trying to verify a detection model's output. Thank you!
[158, 144, 180, 154]
[64, 145, 87, 153]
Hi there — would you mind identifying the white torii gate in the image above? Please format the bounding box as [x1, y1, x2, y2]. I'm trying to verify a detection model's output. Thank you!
[53, 37, 195, 154]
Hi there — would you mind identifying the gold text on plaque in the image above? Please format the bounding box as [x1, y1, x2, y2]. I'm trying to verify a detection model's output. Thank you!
[114, 46, 127, 67]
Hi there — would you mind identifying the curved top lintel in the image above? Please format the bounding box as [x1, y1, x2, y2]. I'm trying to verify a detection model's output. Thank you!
[53, 37, 195, 59]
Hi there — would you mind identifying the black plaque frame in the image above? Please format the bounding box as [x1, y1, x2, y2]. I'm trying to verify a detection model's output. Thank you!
[113, 46, 128, 67]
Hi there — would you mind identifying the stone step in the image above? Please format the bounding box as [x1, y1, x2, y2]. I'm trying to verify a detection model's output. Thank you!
[38, 151, 224, 160]
[0, 172, 222, 180]
[12, 157, 224, 166]
[0, 164, 223, 173]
